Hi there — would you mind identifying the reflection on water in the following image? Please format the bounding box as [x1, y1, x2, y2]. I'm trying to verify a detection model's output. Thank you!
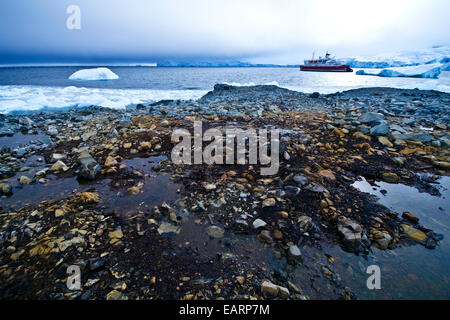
[0, 156, 179, 214]
[331, 176, 450, 299]
[0, 132, 45, 149]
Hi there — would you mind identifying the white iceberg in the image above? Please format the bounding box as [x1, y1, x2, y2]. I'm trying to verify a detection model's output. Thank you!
[69, 67, 119, 81]
[356, 63, 443, 79]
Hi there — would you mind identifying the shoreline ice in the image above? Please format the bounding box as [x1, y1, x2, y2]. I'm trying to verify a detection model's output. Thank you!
[0, 85, 208, 114]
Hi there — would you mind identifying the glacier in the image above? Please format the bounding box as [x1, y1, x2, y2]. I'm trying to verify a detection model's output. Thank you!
[342, 46, 450, 69]
[69, 67, 120, 81]
[355, 63, 443, 79]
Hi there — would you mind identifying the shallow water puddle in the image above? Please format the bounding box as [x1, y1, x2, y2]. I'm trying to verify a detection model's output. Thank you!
[0, 132, 45, 149]
[0, 156, 180, 214]
[328, 176, 450, 299]
[97, 156, 180, 217]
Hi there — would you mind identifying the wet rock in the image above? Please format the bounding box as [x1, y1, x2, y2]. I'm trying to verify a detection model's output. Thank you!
[402, 212, 419, 223]
[77, 151, 100, 180]
[19, 175, 32, 185]
[234, 219, 248, 229]
[390, 124, 406, 133]
[378, 136, 393, 148]
[433, 161, 450, 170]
[304, 182, 329, 194]
[288, 245, 302, 262]
[80, 192, 100, 203]
[382, 172, 399, 184]
[108, 228, 123, 239]
[406, 133, 433, 143]
[139, 141, 152, 150]
[297, 216, 313, 231]
[160, 119, 170, 126]
[51, 153, 66, 162]
[104, 156, 118, 167]
[10, 249, 25, 260]
[0, 183, 13, 196]
[89, 258, 107, 271]
[401, 224, 426, 244]
[16, 148, 27, 157]
[204, 184, 217, 191]
[157, 222, 180, 235]
[127, 182, 144, 195]
[359, 112, 384, 124]
[261, 281, 290, 299]
[258, 230, 273, 243]
[262, 198, 276, 207]
[370, 123, 389, 136]
[317, 169, 335, 181]
[337, 218, 370, 254]
[373, 231, 392, 250]
[293, 174, 308, 186]
[236, 276, 245, 285]
[106, 290, 128, 300]
[284, 185, 300, 197]
[119, 120, 132, 127]
[51, 160, 69, 172]
[206, 225, 224, 238]
[353, 131, 371, 140]
[253, 219, 267, 229]
[393, 157, 405, 166]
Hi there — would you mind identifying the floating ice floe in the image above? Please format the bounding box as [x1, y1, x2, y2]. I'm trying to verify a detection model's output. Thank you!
[356, 63, 443, 79]
[69, 67, 119, 81]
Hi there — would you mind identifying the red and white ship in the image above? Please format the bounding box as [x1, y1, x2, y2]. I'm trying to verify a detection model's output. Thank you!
[300, 52, 353, 72]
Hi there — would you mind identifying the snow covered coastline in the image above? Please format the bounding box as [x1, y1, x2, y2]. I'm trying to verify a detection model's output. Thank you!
[342, 46, 450, 69]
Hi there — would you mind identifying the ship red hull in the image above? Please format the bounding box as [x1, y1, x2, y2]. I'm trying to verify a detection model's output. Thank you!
[300, 65, 353, 72]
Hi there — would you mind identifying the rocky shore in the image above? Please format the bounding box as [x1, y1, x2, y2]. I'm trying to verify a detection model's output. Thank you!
[0, 84, 449, 300]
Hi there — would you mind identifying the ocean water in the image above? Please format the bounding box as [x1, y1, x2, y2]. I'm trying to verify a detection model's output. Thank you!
[0, 67, 449, 113]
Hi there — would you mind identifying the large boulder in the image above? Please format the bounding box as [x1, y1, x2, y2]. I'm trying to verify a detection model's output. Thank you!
[337, 218, 370, 254]
[370, 123, 390, 136]
[261, 281, 290, 299]
[77, 151, 100, 180]
[358, 112, 384, 125]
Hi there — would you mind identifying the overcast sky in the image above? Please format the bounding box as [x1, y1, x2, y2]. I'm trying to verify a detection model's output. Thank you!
[0, 0, 449, 64]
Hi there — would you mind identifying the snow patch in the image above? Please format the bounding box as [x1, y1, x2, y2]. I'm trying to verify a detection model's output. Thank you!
[69, 67, 119, 81]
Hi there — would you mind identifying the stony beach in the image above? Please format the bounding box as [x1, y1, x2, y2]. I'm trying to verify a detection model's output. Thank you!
[0, 84, 449, 300]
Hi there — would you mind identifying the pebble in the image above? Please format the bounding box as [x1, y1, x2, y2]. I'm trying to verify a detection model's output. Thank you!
[253, 219, 267, 229]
